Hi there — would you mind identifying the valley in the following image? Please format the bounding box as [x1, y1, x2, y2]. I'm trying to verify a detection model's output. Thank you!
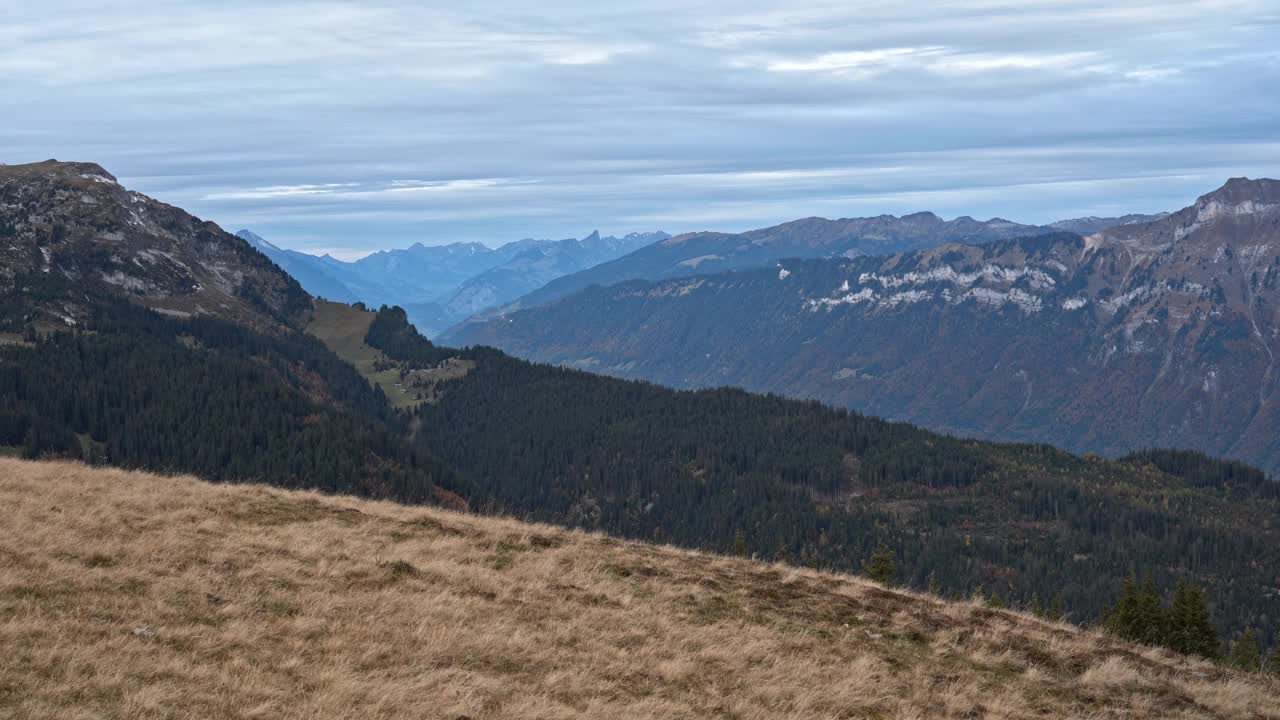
[3, 159, 1280, 676]
[9, 2, 1278, 716]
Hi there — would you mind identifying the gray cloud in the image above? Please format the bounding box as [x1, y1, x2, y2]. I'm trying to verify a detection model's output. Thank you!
[4, 0, 1278, 254]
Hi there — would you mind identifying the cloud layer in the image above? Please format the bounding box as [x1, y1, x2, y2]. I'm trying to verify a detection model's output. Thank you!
[5, 0, 1279, 253]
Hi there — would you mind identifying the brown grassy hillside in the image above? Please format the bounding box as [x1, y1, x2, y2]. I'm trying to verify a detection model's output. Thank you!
[1, 458, 1277, 719]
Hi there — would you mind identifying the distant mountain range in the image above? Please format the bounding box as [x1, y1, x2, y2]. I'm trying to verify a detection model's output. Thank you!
[490, 213, 1055, 314]
[238, 228, 669, 336]
[1047, 213, 1171, 235]
[448, 179, 1280, 475]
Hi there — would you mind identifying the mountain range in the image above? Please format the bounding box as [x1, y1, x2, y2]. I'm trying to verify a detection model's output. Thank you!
[4, 159, 1280, 646]
[1048, 212, 1171, 235]
[448, 178, 1280, 475]
[484, 212, 1057, 315]
[238, 227, 668, 336]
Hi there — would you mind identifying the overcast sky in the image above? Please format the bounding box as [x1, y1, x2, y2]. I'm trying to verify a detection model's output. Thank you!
[4, 1, 1278, 257]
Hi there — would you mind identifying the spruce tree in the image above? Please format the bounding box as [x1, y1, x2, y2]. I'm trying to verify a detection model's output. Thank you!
[1105, 573, 1141, 640]
[863, 544, 895, 585]
[1228, 629, 1261, 672]
[1187, 585, 1220, 660]
[1136, 574, 1167, 646]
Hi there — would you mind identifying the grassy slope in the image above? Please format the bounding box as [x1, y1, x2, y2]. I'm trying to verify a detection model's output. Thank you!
[2, 458, 1277, 720]
[306, 300, 421, 410]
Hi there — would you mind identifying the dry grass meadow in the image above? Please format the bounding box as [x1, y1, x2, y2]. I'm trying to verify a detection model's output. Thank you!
[2, 458, 1278, 719]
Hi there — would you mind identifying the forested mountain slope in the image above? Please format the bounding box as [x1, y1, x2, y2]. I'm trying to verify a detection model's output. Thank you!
[449, 179, 1280, 476]
[7, 458, 1277, 719]
[2, 160, 1278, 649]
[357, 306, 1280, 647]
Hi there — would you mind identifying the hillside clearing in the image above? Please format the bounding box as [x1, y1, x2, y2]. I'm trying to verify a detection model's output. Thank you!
[305, 300, 422, 409]
[306, 300, 472, 408]
[1, 458, 1277, 719]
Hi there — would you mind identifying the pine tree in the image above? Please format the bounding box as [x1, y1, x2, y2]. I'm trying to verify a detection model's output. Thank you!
[1136, 574, 1167, 646]
[863, 544, 895, 586]
[1105, 573, 1141, 640]
[1168, 579, 1195, 655]
[1169, 580, 1219, 659]
[1228, 629, 1261, 672]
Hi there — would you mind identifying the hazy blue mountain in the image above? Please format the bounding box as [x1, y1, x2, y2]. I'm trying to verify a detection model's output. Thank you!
[1047, 213, 1171, 235]
[447, 178, 1280, 475]
[236, 229, 668, 336]
[236, 230, 359, 303]
[439, 231, 669, 320]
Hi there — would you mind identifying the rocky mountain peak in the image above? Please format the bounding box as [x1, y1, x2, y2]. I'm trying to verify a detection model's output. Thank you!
[1201, 177, 1280, 206]
[0, 160, 309, 333]
[0, 159, 117, 184]
[900, 211, 943, 223]
[1086, 177, 1280, 259]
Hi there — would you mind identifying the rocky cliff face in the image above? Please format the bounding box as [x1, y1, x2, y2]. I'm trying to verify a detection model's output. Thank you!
[450, 179, 1280, 474]
[0, 160, 308, 333]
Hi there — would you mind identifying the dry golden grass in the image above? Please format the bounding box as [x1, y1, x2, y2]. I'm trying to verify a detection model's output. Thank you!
[2, 458, 1278, 719]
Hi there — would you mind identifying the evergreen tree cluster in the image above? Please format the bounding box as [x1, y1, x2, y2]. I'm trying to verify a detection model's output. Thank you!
[1104, 574, 1220, 659]
[1122, 449, 1277, 498]
[0, 298, 454, 502]
[365, 305, 455, 366]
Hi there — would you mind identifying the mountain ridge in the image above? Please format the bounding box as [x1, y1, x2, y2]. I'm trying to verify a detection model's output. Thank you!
[485, 212, 1057, 316]
[1049, 212, 1171, 235]
[0, 159, 309, 334]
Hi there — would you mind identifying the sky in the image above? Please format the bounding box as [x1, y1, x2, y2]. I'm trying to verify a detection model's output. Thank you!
[3, 1, 1279, 259]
